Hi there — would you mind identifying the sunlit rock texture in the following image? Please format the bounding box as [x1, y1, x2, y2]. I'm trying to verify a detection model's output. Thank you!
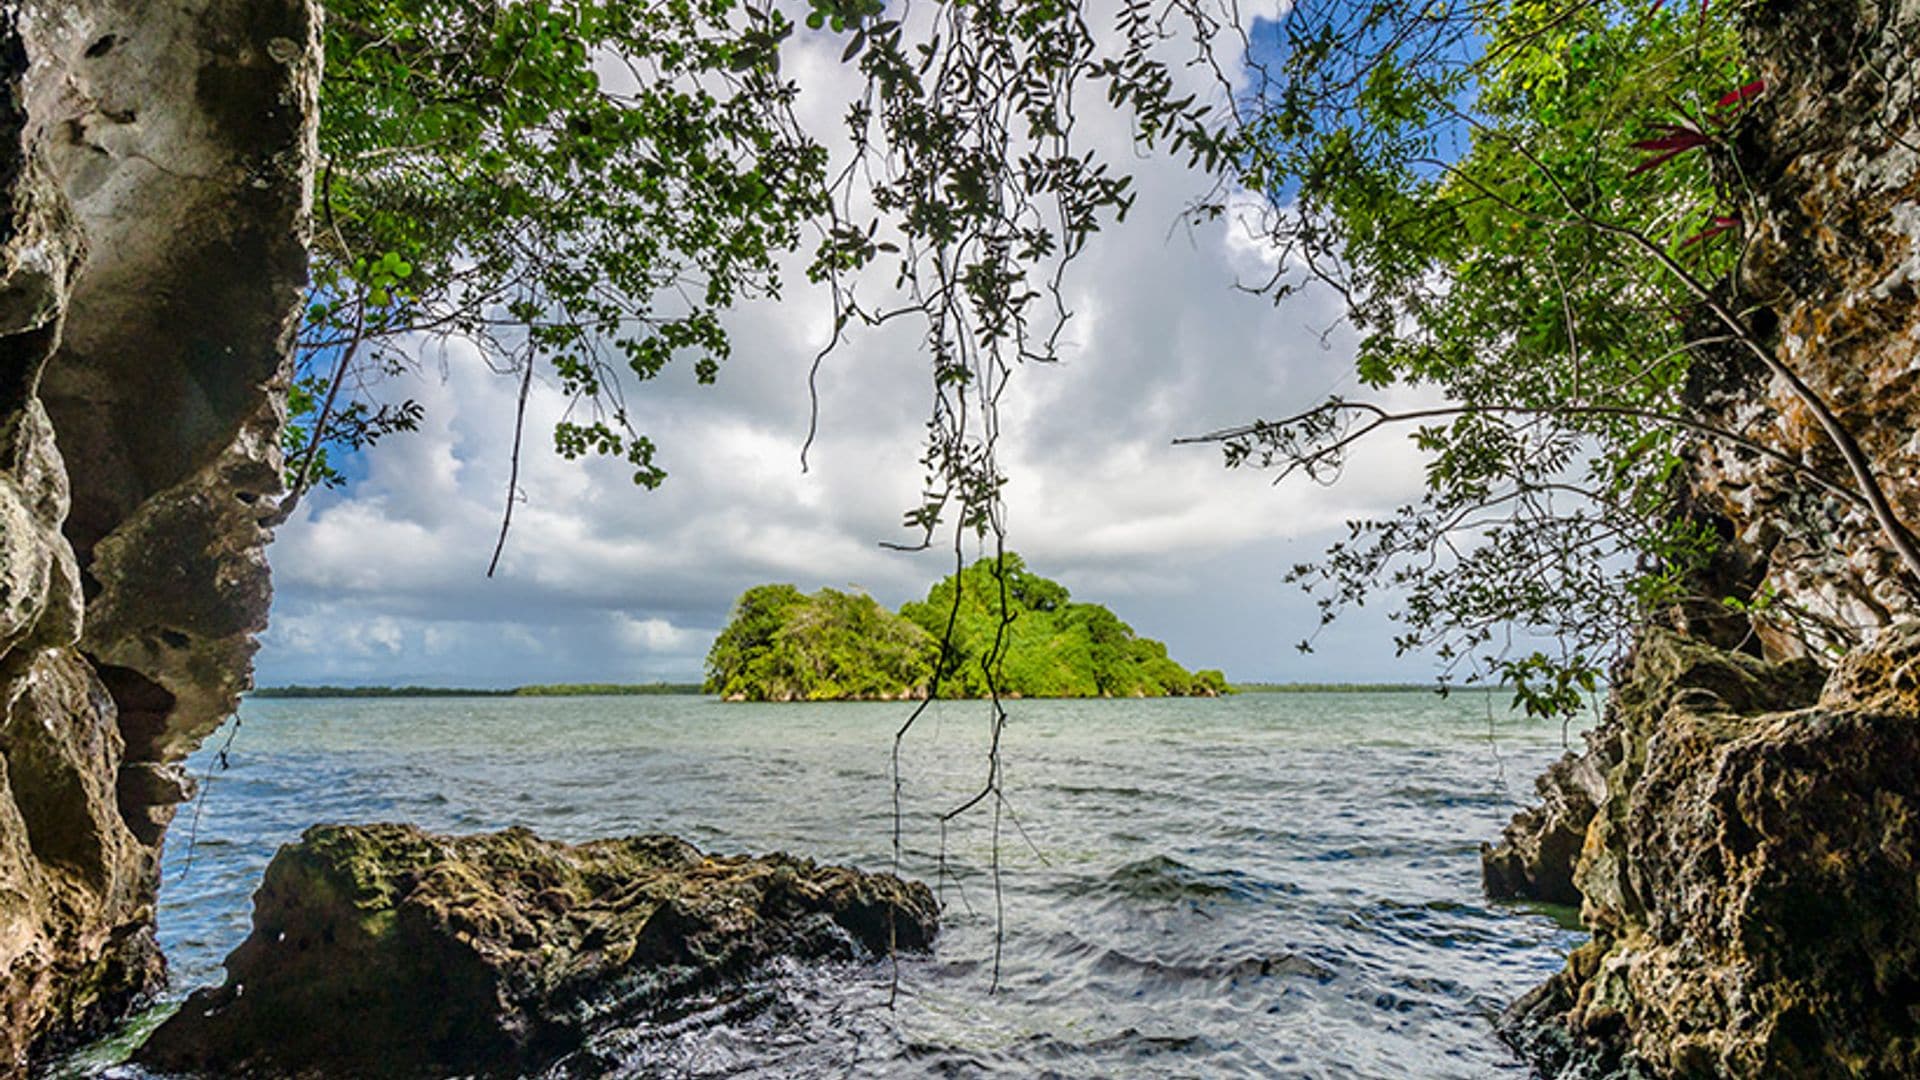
[1502, 629, 1919, 1076]
[135, 824, 940, 1079]
[0, 0, 312, 1072]
[1492, 0, 1920, 1074]
[1685, 0, 1920, 655]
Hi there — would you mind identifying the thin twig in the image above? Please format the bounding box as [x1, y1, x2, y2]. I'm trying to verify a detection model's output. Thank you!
[175, 715, 243, 882]
[486, 354, 537, 578]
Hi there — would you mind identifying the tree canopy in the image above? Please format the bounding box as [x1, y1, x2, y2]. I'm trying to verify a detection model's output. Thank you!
[900, 554, 1227, 698]
[705, 557, 1227, 701]
[283, 0, 827, 561]
[295, 0, 1919, 718]
[704, 584, 937, 701]
[1177, 0, 1920, 714]
[285, 0, 1157, 569]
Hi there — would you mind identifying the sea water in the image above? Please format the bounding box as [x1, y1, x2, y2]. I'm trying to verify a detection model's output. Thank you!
[74, 692, 1589, 1078]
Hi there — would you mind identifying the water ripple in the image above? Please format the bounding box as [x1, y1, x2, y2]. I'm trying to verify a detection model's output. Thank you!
[62, 691, 1584, 1078]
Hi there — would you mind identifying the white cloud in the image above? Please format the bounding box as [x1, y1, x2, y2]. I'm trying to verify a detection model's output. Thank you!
[257, 10, 1439, 688]
[613, 615, 696, 654]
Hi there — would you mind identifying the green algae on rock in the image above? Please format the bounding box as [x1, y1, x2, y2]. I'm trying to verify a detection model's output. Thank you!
[134, 824, 938, 1078]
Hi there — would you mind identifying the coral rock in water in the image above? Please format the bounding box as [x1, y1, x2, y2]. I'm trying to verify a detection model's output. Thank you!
[1500, 629, 1920, 1077]
[135, 824, 938, 1078]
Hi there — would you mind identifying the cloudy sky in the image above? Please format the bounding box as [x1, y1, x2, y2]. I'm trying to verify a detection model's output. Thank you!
[257, 18, 1443, 689]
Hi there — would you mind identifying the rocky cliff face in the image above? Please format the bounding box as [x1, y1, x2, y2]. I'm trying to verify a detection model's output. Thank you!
[0, 1, 313, 1072]
[1492, 0, 1920, 1074]
[1501, 630, 1920, 1076]
[1686, 0, 1920, 657]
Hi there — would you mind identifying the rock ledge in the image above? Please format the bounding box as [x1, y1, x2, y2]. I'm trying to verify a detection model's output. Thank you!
[135, 824, 938, 1078]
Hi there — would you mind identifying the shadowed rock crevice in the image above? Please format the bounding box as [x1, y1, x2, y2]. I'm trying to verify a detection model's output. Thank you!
[1481, 750, 1603, 907]
[1482, 635, 1825, 910]
[0, 0, 314, 1073]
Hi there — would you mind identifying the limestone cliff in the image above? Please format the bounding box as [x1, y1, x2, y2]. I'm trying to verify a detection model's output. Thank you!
[1490, 0, 1920, 1074]
[0, 1, 313, 1072]
[1685, 0, 1920, 657]
[1501, 630, 1920, 1076]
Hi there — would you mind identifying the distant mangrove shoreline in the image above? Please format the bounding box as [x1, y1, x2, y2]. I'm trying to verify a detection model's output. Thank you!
[251, 682, 705, 699]
[251, 681, 1444, 700]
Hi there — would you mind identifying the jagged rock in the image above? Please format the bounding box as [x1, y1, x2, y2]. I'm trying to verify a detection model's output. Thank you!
[0, 0, 314, 1073]
[1481, 635, 1822, 908]
[1820, 620, 1920, 717]
[1501, 629, 1920, 1077]
[1481, 749, 1605, 906]
[134, 824, 939, 1079]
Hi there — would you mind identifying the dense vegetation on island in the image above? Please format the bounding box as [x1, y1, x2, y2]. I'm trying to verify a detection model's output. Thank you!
[705, 556, 1227, 702]
[704, 585, 939, 702]
[900, 556, 1228, 699]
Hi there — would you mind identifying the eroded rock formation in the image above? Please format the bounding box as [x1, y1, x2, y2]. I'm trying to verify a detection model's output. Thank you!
[1500, 630, 1920, 1076]
[0, 1, 313, 1072]
[1481, 749, 1606, 908]
[134, 824, 940, 1079]
[1686, 0, 1920, 656]
[1492, 0, 1920, 1074]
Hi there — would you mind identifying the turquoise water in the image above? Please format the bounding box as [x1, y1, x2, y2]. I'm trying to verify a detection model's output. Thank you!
[99, 692, 1584, 1077]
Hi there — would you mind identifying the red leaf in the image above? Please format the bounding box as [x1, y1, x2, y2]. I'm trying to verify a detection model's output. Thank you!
[1716, 79, 1766, 109]
[1629, 124, 1715, 173]
[1680, 215, 1742, 248]
[1630, 149, 1685, 174]
[1630, 133, 1712, 152]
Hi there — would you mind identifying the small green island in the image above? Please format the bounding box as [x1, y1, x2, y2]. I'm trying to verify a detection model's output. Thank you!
[704, 554, 1228, 702]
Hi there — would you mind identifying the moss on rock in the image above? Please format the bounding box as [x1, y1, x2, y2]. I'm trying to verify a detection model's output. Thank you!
[134, 824, 938, 1078]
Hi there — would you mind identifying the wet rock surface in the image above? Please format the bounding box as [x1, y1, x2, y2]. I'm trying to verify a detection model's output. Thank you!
[1498, 630, 1920, 1077]
[134, 824, 939, 1079]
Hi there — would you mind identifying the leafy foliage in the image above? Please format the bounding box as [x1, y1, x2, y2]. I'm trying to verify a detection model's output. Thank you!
[1178, 0, 1829, 715]
[797, 0, 1185, 550]
[704, 585, 938, 701]
[288, 0, 826, 509]
[705, 557, 1223, 701]
[288, 0, 1883, 719]
[293, 0, 1229, 581]
[900, 554, 1224, 699]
